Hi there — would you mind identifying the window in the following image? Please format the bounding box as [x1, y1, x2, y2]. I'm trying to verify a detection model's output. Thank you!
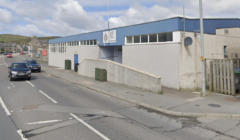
[134, 36, 140, 43]
[149, 34, 157, 42]
[87, 40, 89, 45]
[141, 35, 148, 43]
[81, 41, 85, 45]
[224, 46, 228, 58]
[127, 36, 133, 43]
[158, 32, 173, 42]
[94, 40, 97, 45]
[90, 40, 93, 45]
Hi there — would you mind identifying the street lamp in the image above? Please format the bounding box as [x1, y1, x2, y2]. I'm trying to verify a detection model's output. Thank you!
[199, 0, 206, 96]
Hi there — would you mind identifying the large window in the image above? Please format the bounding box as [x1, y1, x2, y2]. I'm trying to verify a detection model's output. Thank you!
[149, 34, 157, 42]
[158, 32, 173, 42]
[141, 35, 148, 43]
[134, 36, 140, 43]
[127, 36, 133, 43]
[126, 32, 173, 44]
[50, 39, 97, 53]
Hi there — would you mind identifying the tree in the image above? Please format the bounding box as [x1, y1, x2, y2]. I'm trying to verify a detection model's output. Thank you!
[1, 48, 4, 53]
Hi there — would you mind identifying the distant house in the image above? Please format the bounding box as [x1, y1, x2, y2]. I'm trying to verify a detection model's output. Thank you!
[0, 43, 4, 52]
[3, 43, 16, 52]
[28, 36, 48, 57]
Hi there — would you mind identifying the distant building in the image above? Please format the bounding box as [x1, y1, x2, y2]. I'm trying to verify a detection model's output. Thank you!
[28, 36, 48, 57]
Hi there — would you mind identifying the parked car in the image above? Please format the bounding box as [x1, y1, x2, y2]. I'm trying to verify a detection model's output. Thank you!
[8, 63, 31, 81]
[4, 52, 8, 55]
[23, 60, 41, 72]
[20, 52, 24, 55]
[6, 53, 12, 58]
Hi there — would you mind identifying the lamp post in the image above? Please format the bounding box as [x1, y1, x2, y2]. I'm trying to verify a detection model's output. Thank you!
[199, 0, 206, 96]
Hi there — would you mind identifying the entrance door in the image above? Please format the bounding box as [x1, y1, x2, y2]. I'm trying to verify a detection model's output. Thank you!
[74, 54, 78, 64]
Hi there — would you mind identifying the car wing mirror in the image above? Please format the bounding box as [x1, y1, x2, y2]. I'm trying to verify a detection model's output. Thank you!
[8, 66, 11, 69]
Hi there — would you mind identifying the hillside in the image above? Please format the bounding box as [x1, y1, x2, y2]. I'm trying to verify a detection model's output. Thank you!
[0, 34, 60, 44]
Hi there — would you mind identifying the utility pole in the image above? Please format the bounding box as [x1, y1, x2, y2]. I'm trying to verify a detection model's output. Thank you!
[108, 0, 110, 44]
[199, 0, 206, 96]
[183, 5, 185, 37]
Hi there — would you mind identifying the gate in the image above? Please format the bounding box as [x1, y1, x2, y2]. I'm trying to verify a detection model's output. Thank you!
[209, 59, 240, 96]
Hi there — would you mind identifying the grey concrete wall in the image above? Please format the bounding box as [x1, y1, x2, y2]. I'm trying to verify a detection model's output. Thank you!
[49, 46, 99, 69]
[122, 43, 180, 90]
[78, 59, 161, 93]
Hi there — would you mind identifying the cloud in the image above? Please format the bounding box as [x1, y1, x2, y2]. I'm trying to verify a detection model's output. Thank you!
[0, 0, 240, 37]
[11, 24, 48, 36]
[109, 4, 182, 28]
[0, 8, 14, 23]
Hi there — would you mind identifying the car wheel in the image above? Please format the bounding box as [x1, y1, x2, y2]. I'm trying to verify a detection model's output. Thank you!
[38, 70, 41, 73]
[27, 77, 31, 80]
[10, 76, 13, 81]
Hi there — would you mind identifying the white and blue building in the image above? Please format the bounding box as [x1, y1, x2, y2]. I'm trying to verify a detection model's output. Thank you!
[49, 17, 240, 90]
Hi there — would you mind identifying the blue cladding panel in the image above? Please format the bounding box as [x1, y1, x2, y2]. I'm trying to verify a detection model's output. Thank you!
[50, 17, 240, 45]
[178, 18, 240, 34]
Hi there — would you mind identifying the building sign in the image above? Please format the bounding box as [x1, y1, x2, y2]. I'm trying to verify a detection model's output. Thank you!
[103, 30, 116, 43]
[42, 50, 47, 56]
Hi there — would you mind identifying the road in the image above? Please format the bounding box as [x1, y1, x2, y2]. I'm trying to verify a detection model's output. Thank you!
[0, 54, 240, 140]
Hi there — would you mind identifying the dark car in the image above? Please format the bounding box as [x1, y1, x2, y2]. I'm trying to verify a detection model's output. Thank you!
[8, 63, 31, 81]
[24, 60, 41, 72]
[4, 52, 8, 55]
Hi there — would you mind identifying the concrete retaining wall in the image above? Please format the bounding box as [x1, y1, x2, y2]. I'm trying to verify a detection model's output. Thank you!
[78, 59, 161, 93]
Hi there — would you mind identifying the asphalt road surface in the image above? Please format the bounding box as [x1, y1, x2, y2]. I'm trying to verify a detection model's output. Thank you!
[0, 54, 240, 140]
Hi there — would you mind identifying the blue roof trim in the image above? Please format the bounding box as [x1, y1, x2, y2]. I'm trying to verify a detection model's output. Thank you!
[49, 17, 240, 46]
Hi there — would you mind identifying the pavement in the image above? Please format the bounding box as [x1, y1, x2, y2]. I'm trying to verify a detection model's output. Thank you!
[22, 55, 240, 119]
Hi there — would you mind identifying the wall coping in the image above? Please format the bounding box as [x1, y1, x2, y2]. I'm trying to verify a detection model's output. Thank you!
[82, 59, 161, 79]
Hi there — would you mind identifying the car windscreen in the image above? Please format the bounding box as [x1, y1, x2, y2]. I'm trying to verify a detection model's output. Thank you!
[29, 61, 37, 64]
[12, 63, 28, 69]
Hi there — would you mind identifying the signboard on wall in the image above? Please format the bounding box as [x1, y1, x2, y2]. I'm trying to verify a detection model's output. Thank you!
[103, 30, 116, 43]
[42, 50, 47, 56]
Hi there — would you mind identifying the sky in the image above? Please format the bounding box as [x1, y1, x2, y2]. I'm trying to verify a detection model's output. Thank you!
[0, 0, 239, 37]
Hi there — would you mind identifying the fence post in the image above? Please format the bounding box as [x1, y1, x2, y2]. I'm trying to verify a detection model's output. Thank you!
[213, 60, 216, 91]
[223, 60, 227, 94]
[216, 60, 219, 93]
[227, 60, 231, 94]
[209, 61, 213, 91]
[220, 60, 223, 93]
[230, 60, 236, 95]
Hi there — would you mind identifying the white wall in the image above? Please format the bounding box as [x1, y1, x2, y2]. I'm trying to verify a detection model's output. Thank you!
[78, 59, 161, 93]
[49, 46, 99, 69]
[123, 43, 180, 89]
[179, 30, 240, 90]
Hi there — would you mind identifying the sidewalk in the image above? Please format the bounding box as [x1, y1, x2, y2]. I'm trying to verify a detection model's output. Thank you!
[36, 59, 240, 119]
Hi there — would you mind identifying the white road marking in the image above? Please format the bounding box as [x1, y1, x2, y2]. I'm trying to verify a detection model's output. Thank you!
[26, 81, 35, 87]
[7, 87, 10, 89]
[17, 130, 28, 140]
[0, 96, 11, 116]
[70, 113, 110, 140]
[39, 90, 57, 103]
[26, 120, 62, 125]
[2, 56, 8, 67]
[187, 97, 204, 102]
[11, 83, 15, 87]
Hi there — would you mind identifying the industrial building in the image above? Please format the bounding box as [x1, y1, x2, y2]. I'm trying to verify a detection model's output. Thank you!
[49, 17, 240, 90]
